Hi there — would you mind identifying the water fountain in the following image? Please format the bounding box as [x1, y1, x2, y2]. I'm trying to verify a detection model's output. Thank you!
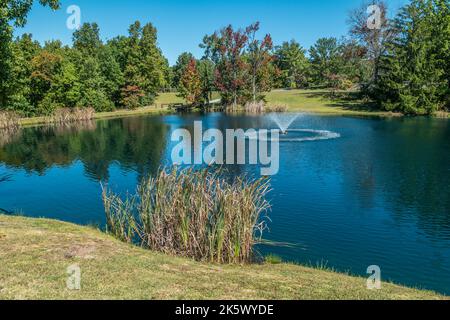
[247, 112, 342, 142]
[269, 113, 301, 135]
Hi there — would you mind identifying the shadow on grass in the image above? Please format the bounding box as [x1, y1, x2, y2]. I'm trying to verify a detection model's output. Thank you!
[303, 90, 380, 112]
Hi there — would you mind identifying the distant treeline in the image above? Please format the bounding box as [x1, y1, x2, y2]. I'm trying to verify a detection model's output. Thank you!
[0, 0, 448, 116]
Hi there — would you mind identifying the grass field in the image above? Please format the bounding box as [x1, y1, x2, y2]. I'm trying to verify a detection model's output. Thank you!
[0, 214, 444, 300]
[155, 89, 402, 117]
[267, 89, 402, 116]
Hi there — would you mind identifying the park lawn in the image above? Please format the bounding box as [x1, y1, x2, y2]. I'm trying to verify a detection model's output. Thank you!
[265, 89, 401, 116]
[0, 214, 444, 300]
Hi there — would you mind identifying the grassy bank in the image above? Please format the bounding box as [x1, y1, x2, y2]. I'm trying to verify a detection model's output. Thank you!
[0, 214, 444, 300]
[265, 89, 396, 116]
[19, 106, 171, 127]
[154, 90, 404, 117]
[13, 90, 449, 128]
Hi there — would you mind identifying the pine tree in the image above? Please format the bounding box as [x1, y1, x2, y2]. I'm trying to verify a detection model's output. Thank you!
[377, 0, 449, 114]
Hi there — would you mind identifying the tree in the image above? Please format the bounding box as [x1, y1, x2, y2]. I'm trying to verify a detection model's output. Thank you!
[73, 23, 102, 56]
[121, 21, 168, 107]
[197, 58, 215, 103]
[309, 38, 342, 87]
[246, 22, 274, 102]
[0, 0, 60, 109]
[348, 0, 397, 93]
[203, 25, 249, 106]
[376, 0, 449, 114]
[274, 40, 309, 89]
[178, 58, 202, 105]
[7, 34, 41, 115]
[173, 52, 196, 88]
[99, 45, 124, 107]
[29, 50, 63, 113]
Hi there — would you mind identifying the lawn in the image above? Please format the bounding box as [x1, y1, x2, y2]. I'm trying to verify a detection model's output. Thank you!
[0, 214, 444, 300]
[265, 89, 400, 116]
[155, 89, 402, 117]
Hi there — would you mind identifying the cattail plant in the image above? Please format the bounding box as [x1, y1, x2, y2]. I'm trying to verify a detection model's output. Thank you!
[265, 104, 288, 113]
[102, 168, 271, 264]
[0, 111, 20, 130]
[244, 101, 266, 114]
[50, 107, 95, 124]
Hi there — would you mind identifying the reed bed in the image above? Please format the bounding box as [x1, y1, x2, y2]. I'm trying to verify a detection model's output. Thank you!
[244, 101, 266, 114]
[243, 102, 288, 114]
[0, 111, 20, 130]
[265, 104, 288, 113]
[102, 168, 271, 264]
[49, 107, 95, 124]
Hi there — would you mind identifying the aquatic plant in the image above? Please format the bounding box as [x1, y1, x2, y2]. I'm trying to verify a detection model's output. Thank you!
[0, 111, 20, 130]
[49, 107, 95, 124]
[102, 168, 271, 264]
[244, 101, 266, 114]
[265, 104, 288, 113]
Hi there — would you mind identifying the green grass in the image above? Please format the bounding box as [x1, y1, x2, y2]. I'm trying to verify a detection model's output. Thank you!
[154, 92, 185, 105]
[266, 89, 402, 116]
[0, 214, 445, 300]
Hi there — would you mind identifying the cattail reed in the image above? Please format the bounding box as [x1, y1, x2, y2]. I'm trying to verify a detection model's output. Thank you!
[102, 168, 271, 264]
[50, 107, 95, 124]
[0, 111, 20, 130]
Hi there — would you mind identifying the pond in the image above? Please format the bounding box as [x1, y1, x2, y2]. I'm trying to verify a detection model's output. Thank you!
[1, 113, 450, 294]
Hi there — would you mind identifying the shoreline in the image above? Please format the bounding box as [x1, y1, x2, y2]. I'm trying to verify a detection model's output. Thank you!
[0, 214, 445, 300]
[12, 89, 448, 129]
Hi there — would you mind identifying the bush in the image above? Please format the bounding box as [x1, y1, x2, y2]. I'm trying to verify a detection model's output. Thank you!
[102, 168, 271, 264]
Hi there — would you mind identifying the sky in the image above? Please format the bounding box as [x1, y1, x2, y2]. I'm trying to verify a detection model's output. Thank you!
[15, 0, 408, 65]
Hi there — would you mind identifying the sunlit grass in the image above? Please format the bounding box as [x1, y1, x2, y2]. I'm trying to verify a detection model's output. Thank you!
[0, 214, 445, 300]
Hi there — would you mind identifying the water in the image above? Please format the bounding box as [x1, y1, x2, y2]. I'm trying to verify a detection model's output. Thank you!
[1, 113, 450, 294]
[269, 112, 301, 133]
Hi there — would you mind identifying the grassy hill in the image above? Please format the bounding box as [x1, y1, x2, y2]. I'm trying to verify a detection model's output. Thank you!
[0, 215, 444, 300]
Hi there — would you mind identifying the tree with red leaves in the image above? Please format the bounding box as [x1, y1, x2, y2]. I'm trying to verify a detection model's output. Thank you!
[178, 58, 202, 105]
[202, 22, 275, 107]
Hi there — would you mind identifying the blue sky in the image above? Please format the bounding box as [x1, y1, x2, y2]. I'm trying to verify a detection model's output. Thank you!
[15, 0, 408, 65]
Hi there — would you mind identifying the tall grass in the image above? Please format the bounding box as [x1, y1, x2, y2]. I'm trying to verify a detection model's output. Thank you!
[265, 104, 288, 113]
[0, 111, 20, 129]
[244, 102, 288, 114]
[102, 168, 271, 264]
[244, 101, 266, 113]
[49, 107, 95, 124]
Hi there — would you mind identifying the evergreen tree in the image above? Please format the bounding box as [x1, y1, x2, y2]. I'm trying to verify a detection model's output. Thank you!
[274, 40, 309, 89]
[173, 52, 196, 88]
[309, 38, 342, 87]
[376, 0, 449, 114]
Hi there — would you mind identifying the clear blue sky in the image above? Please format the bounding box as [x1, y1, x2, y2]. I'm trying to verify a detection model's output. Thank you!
[15, 0, 408, 65]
